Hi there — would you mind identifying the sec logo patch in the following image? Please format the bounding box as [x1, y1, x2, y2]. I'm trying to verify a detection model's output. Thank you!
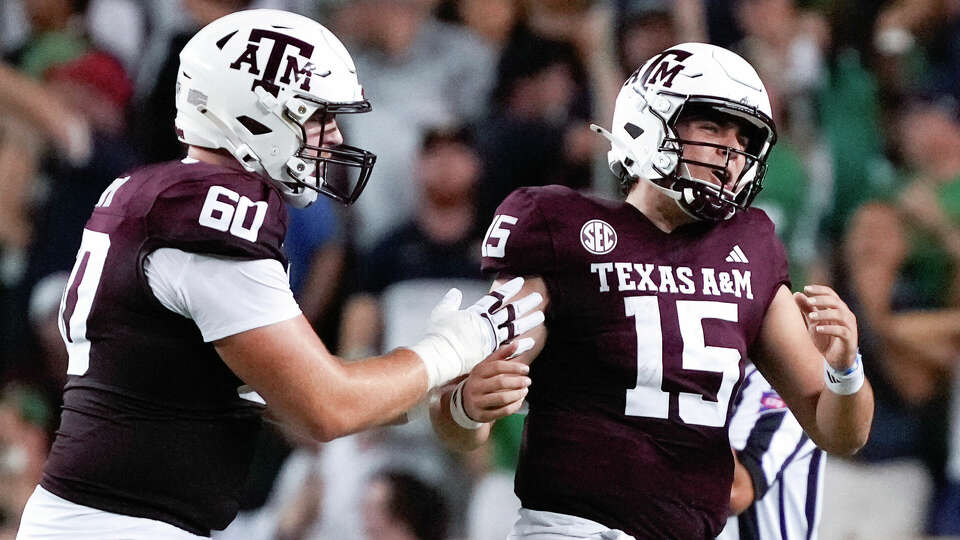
[580, 219, 617, 255]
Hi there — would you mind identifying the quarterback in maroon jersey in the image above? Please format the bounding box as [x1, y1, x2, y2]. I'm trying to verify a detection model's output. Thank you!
[16, 9, 544, 539]
[432, 43, 874, 539]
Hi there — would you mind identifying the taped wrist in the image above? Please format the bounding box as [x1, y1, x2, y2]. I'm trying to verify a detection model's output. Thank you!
[824, 352, 865, 395]
[450, 379, 484, 430]
[408, 335, 461, 391]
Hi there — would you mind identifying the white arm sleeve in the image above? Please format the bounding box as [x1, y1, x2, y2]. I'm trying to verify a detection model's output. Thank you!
[144, 247, 302, 342]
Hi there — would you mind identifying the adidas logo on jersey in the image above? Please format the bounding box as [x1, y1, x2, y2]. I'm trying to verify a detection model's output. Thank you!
[725, 245, 749, 264]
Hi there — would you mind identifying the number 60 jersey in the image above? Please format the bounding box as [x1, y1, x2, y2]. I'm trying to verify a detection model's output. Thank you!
[43, 160, 289, 536]
[481, 186, 790, 539]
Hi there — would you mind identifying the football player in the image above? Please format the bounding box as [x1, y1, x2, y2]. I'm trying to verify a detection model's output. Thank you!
[431, 43, 873, 539]
[15, 9, 544, 539]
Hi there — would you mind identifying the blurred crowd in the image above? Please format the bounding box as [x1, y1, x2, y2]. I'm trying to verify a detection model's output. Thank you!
[0, 0, 959, 538]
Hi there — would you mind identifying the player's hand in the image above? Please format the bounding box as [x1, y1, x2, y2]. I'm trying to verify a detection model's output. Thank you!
[461, 338, 535, 423]
[793, 285, 858, 371]
[410, 277, 545, 389]
[469, 277, 546, 344]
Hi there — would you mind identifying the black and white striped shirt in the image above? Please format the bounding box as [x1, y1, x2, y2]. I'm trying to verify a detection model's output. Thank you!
[717, 365, 825, 540]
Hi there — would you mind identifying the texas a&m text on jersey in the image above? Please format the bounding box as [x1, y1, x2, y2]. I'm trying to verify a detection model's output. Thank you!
[481, 185, 789, 537]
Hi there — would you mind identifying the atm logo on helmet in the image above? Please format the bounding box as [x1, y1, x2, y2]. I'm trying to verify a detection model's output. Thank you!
[624, 49, 694, 89]
[228, 29, 316, 97]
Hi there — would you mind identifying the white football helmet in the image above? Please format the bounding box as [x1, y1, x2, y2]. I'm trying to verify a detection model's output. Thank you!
[175, 9, 376, 208]
[592, 42, 777, 221]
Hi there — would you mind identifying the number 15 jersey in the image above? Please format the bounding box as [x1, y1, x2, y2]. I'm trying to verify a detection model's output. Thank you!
[481, 186, 790, 539]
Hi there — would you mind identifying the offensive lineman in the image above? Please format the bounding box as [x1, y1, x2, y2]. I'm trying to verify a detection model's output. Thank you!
[17, 10, 543, 539]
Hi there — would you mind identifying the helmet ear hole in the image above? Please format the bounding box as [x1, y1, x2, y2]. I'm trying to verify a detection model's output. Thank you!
[623, 123, 644, 139]
[236, 116, 273, 136]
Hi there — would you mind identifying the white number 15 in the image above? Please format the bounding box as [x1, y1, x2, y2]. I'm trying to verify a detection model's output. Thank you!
[624, 297, 740, 427]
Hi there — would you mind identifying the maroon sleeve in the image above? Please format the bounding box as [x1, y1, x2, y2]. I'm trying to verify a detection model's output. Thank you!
[481, 187, 556, 279]
[772, 234, 791, 291]
[765, 213, 791, 294]
[146, 173, 288, 264]
[755, 209, 792, 318]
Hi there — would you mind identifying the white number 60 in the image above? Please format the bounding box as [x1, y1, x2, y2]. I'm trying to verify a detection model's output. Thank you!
[198, 186, 268, 242]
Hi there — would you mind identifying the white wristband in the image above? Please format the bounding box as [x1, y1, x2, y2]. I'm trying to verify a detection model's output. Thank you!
[824, 352, 865, 395]
[450, 379, 485, 430]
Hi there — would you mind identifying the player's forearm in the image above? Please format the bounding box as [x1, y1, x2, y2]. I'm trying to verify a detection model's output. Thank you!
[429, 383, 492, 451]
[813, 380, 874, 455]
[316, 348, 430, 439]
[217, 317, 430, 442]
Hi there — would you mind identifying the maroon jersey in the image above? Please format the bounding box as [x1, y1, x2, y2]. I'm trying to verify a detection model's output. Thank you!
[42, 160, 288, 536]
[481, 186, 790, 539]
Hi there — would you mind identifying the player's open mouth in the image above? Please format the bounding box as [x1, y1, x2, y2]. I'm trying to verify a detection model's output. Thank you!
[710, 169, 728, 186]
[701, 169, 735, 192]
[689, 168, 738, 198]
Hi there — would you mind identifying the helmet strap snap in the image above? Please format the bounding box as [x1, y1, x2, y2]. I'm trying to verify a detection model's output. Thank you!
[285, 156, 315, 180]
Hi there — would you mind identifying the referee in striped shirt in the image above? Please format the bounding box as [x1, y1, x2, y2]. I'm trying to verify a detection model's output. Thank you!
[718, 364, 826, 540]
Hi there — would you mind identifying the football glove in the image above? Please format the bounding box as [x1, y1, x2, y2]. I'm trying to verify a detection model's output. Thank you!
[409, 277, 544, 390]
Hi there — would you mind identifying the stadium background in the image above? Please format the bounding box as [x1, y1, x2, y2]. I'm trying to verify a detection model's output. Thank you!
[0, 0, 958, 538]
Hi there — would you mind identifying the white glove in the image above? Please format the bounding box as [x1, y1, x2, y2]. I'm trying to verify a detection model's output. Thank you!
[409, 277, 544, 390]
